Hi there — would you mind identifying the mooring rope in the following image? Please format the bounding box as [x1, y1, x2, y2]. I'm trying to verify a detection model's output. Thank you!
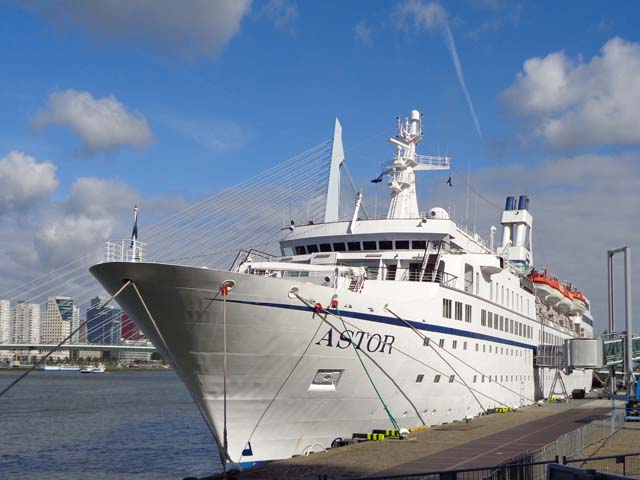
[335, 309, 400, 430]
[384, 304, 535, 406]
[383, 304, 487, 415]
[0, 280, 132, 399]
[293, 292, 425, 426]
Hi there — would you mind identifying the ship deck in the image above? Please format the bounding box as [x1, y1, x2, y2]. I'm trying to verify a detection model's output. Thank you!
[222, 397, 627, 480]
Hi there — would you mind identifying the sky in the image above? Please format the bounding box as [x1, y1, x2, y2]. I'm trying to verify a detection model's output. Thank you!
[0, 0, 638, 333]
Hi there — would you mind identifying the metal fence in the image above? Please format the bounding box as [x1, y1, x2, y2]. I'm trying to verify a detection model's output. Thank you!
[504, 409, 625, 466]
[566, 453, 640, 478]
[347, 410, 628, 480]
[343, 453, 640, 480]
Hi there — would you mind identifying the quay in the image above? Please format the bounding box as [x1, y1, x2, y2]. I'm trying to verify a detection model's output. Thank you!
[210, 397, 639, 480]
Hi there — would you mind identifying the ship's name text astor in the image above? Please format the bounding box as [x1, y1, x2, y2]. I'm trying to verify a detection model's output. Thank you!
[315, 329, 395, 354]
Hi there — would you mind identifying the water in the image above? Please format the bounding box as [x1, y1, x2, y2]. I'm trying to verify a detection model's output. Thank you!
[0, 370, 223, 479]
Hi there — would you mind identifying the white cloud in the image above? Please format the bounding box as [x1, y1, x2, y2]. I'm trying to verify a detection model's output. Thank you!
[26, 0, 252, 61]
[394, 1, 483, 140]
[34, 215, 114, 269]
[354, 21, 373, 48]
[264, 0, 298, 30]
[0, 151, 59, 215]
[32, 89, 153, 154]
[66, 177, 139, 218]
[502, 37, 640, 148]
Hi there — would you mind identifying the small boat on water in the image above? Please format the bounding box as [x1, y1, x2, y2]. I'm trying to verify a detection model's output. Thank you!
[81, 364, 106, 373]
[37, 364, 81, 372]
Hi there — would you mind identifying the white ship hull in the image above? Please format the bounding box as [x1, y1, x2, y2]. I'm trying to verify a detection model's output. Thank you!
[90, 261, 591, 465]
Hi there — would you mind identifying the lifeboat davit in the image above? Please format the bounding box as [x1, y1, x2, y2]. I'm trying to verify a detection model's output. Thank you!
[570, 290, 588, 314]
[530, 270, 563, 307]
[554, 286, 573, 313]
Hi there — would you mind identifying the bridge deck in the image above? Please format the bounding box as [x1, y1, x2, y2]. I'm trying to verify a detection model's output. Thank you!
[0, 343, 155, 352]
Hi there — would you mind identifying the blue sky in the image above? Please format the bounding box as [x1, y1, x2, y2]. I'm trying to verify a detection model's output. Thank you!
[0, 0, 639, 331]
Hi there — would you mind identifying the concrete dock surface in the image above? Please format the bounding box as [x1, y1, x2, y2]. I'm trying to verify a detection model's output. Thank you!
[220, 399, 636, 480]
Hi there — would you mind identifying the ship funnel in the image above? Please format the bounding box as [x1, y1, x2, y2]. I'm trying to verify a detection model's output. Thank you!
[500, 194, 533, 270]
[518, 195, 529, 210]
[505, 196, 515, 211]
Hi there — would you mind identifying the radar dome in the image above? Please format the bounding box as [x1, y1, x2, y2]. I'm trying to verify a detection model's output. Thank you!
[429, 207, 449, 220]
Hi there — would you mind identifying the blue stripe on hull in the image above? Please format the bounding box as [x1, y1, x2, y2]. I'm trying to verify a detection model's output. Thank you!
[220, 298, 535, 350]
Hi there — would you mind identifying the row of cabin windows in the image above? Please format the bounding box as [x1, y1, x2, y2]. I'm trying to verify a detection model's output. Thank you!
[294, 240, 429, 255]
[490, 281, 530, 316]
[437, 337, 529, 360]
[542, 331, 563, 346]
[442, 299, 472, 323]
[422, 374, 532, 384]
[480, 309, 533, 339]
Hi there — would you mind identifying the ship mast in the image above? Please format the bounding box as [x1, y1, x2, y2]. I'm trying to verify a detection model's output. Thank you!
[382, 109, 451, 219]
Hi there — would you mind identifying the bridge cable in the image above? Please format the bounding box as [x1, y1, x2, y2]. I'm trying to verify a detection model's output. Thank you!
[0, 280, 132, 399]
[293, 292, 425, 426]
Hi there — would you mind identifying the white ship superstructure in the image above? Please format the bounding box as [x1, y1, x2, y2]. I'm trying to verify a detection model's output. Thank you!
[90, 109, 593, 467]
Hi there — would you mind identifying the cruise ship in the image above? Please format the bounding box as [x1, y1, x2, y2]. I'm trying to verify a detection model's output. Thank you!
[90, 109, 593, 467]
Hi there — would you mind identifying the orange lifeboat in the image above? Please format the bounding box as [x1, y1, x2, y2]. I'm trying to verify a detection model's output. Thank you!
[529, 270, 563, 306]
[555, 284, 573, 313]
[570, 289, 587, 315]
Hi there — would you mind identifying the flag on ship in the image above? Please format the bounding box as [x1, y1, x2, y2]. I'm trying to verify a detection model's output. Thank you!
[130, 205, 139, 247]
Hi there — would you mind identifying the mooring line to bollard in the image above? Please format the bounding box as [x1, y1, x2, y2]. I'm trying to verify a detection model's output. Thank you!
[0, 280, 133, 399]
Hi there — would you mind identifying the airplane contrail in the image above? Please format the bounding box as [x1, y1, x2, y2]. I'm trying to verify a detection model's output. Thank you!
[442, 23, 483, 140]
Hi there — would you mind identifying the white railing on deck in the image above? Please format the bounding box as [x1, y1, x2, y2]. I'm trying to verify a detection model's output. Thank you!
[104, 240, 145, 263]
[414, 154, 451, 169]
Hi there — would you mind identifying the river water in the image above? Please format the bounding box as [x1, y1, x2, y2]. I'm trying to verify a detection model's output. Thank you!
[0, 370, 223, 479]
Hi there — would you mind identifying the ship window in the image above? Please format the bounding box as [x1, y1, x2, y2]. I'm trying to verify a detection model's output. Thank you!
[319, 243, 332, 252]
[386, 264, 397, 280]
[465, 304, 472, 323]
[442, 299, 452, 319]
[307, 244, 319, 253]
[510, 319, 514, 334]
[379, 240, 393, 250]
[416, 374, 424, 383]
[347, 241, 361, 251]
[409, 263, 421, 281]
[489, 345, 492, 353]
[395, 240, 410, 249]
[463, 342, 467, 350]
[412, 240, 426, 249]
[482, 375, 485, 383]
[464, 264, 473, 293]
[439, 338, 445, 348]
[434, 374, 441, 383]
[475, 343, 479, 351]
[481, 309, 486, 326]
[295, 246, 307, 255]
[333, 242, 346, 252]
[473, 375, 477, 383]
[483, 344, 486, 352]
[488, 312, 493, 328]
[363, 241, 377, 251]
[519, 323, 523, 337]
[452, 340, 457, 349]
[449, 375, 455, 383]
[454, 301, 463, 321]
[500, 316, 504, 331]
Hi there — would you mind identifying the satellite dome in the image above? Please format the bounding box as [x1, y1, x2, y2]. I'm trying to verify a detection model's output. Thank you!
[429, 207, 449, 220]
